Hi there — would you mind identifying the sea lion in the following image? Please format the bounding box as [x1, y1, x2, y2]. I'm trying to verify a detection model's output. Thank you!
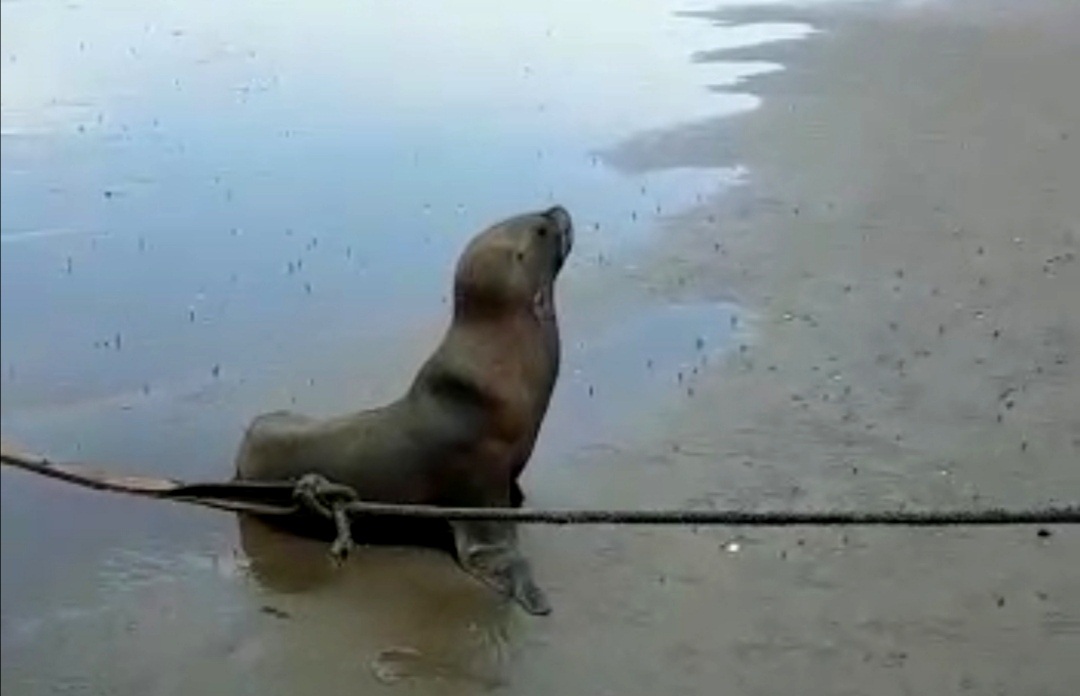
[234, 205, 574, 615]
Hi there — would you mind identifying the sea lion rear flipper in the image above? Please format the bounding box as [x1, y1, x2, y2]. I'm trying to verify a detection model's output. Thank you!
[450, 520, 551, 616]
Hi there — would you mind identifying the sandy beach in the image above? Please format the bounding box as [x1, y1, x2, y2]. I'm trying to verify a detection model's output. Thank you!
[613, 0, 1080, 516]
[577, 0, 1080, 692]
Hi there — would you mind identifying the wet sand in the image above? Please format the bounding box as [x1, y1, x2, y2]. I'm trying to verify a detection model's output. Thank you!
[585, 0, 1080, 692]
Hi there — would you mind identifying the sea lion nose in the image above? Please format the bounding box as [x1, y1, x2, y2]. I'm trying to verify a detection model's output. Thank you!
[544, 205, 572, 234]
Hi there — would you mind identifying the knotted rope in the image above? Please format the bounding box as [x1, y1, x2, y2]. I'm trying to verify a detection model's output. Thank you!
[3, 442, 1077, 561]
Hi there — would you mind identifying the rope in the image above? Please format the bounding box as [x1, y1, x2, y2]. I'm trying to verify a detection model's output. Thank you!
[290, 475, 1080, 525]
[4, 445, 1078, 533]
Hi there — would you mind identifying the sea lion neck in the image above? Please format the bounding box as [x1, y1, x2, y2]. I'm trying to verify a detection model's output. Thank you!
[452, 287, 529, 323]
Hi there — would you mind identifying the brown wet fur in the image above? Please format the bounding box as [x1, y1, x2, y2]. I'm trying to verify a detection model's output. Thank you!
[233, 205, 573, 614]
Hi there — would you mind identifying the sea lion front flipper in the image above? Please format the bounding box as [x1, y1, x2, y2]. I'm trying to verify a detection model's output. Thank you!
[450, 520, 551, 616]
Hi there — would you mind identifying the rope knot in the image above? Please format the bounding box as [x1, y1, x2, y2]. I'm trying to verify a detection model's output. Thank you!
[292, 473, 362, 563]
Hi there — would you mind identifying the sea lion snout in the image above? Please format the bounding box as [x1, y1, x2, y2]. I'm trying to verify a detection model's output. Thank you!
[544, 205, 574, 268]
[544, 205, 572, 234]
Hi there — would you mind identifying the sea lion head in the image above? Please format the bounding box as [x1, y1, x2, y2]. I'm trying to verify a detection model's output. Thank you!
[453, 205, 573, 318]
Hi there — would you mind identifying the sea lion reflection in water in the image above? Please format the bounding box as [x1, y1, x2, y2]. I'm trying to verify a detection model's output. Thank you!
[234, 205, 574, 615]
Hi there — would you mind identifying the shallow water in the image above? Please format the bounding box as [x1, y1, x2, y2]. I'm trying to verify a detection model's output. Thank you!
[1, 0, 817, 692]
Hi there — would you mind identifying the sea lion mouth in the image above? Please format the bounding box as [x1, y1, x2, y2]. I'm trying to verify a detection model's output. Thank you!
[544, 205, 574, 269]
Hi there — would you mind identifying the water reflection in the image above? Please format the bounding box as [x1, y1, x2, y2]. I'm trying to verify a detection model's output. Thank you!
[237, 515, 518, 689]
[1, 0, 817, 693]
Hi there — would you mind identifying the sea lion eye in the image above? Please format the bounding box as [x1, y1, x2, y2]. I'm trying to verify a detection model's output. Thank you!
[535, 224, 548, 237]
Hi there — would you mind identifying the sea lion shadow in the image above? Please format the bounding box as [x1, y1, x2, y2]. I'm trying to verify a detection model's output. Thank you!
[236, 511, 458, 594]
